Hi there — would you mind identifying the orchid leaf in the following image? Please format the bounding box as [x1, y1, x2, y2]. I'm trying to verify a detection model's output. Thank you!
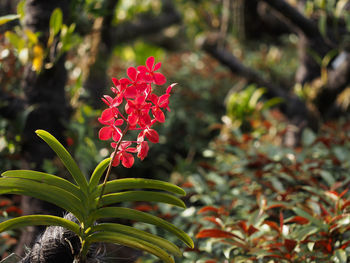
[1, 170, 84, 201]
[88, 157, 111, 192]
[86, 231, 175, 263]
[90, 207, 194, 248]
[35, 130, 88, 193]
[0, 215, 80, 235]
[91, 223, 182, 256]
[0, 177, 84, 221]
[97, 178, 186, 197]
[100, 191, 186, 208]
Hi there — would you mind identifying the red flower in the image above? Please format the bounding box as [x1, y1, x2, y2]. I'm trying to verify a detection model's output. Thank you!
[98, 56, 174, 168]
[138, 56, 166, 85]
[111, 141, 137, 168]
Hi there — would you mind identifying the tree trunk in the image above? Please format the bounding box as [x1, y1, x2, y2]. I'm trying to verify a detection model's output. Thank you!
[15, 0, 70, 256]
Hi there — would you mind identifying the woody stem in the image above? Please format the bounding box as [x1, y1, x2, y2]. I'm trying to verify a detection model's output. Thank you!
[96, 124, 129, 208]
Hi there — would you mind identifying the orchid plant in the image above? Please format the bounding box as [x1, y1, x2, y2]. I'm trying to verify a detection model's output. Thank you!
[0, 57, 193, 262]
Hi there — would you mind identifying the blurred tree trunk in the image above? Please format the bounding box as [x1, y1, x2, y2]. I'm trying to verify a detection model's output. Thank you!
[15, 0, 70, 256]
[84, 0, 181, 108]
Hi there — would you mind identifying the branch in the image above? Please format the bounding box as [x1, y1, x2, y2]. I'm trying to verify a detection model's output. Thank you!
[202, 37, 318, 145]
[260, 0, 319, 38]
[111, 1, 181, 44]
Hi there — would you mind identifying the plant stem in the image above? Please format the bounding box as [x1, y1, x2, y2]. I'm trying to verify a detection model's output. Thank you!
[96, 124, 129, 208]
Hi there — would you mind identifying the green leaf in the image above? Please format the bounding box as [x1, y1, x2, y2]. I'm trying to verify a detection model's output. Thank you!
[0, 14, 20, 26]
[5, 31, 25, 50]
[0, 215, 80, 235]
[90, 223, 182, 256]
[86, 231, 175, 263]
[49, 8, 63, 36]
[301, 128, 316, 147]
[293, 207, 328, 230]
[0, 177, 84, 221]
[292, 225, 319, 241]
[101, 191, 186, 208]
[334, 249, 347, 263]
[90, 207, 194, 248]
[1, 170, 85, 201]
[88, 158, 111, 192]
[98, 178, 186, 197]
[318, 14, 327, 38]
[35, 130, 88, 193]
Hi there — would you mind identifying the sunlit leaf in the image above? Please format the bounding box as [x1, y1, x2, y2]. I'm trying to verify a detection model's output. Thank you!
[90, 223, 182, 256]
[100, 191, 186, 208]
[35, 130, 88, 193]
[90, 207, 193, 248]
[0, 215, 80, 235]
[86, 231, 175, 263]
[0, 14, 20, 26]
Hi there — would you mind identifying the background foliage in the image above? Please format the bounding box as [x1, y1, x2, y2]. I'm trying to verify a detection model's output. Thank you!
[0, 0, 350, 262]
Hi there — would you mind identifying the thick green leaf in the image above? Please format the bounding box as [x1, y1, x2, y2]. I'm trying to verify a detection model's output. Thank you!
[49, 8, 63, 36]
[0, 178, 84, 221]
[1, 170, 84, 201]
[97, 178, 186, 197]
[0, 215, 80, 236]
[0, 14, 20, 26]
[90, 207, 194, 248]
[90, 223, 182, 256]
[86, 231, 175, 263]
[35, 130, 88, 193]
[88, 157, 111, 192]
[100, 191, 186, 208]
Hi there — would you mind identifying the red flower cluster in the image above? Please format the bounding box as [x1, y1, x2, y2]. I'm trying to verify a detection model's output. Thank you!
[98, 56, 175, 168]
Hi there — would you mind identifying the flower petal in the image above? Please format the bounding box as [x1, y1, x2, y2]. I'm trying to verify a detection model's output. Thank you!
[145, 129, 159, 143]
[121, 152, 134, 168]
[127, 67, 137, 81]
[154, 62, 161, 71]
[99, 126, 113, 140]
[112, 128, 122, 142]
[137, 141, 149, 161]
[101, 108, 115, 122]
[152, 108, 165, 123]
[146, 56, 155, 71]
[153, 72, 166, 85]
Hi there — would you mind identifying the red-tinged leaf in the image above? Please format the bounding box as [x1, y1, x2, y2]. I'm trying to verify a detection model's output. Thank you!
[315, 239, 333, 253]
[0, 200, 11, 207]
[280, 210, 284, 233]
[99, 126, 113, 140]
[203, 216, 222, 227]
[146, 56, 155, 71]
[342, 200, 350, 210]
[340, 240, 350, 249]
[134, 204, 155, 212]
[198, 206, 219, 215]
[339, 188, 349, 199]
[287, 216, 309, 225]
[238, 221, 248, 233]
[264, 220, 280, 233]
[267, 204, 286, 210]
[153, 72, 166, 85]
[5, 206, 22, 215]
[196, 229, 242, 240]
[181, 181, 194, 188]
[205, 260, 217, 263]
[247, 225, 258, 236]
[284, 239, 297, 252]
